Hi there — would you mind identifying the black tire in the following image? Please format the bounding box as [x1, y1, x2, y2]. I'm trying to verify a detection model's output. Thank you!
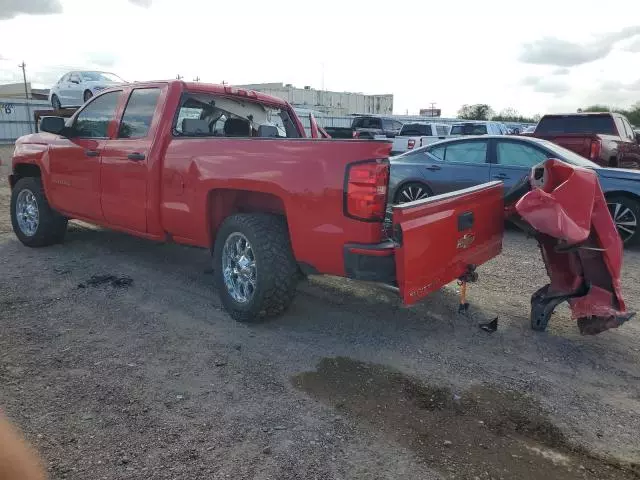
[83, 90, 93, 102]
[394, 182, 431, 204]
[213, 214, 298, 322]
[51, 94, 61, 110]
[606, 195, 640, 246]
[10, 177, 68, 247]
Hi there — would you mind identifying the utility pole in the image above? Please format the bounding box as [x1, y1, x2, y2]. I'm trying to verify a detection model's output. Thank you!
[18, 62, 29, 99]
[193, 76, 200, 82]
[18, 61, 33, 133]
[429, 102, 437, 117]
[176, 74, 183, 80]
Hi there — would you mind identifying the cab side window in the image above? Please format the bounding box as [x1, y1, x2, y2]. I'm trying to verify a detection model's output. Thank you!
[73, 91, 121, 138]
[118, 88, 161, 138]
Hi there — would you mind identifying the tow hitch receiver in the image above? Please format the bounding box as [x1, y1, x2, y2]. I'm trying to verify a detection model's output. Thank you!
[457, 265, 478, 314]
[507, 159, 636, 335]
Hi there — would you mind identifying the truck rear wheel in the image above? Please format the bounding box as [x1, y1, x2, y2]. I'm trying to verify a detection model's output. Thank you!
[10, 177, 68, 247]
[213, 214, 298, 322]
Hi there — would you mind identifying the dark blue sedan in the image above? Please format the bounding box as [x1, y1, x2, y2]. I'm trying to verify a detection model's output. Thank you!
[389, 135, 640, 245]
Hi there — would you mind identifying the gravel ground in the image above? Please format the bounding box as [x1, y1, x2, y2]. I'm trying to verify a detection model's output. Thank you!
[1, 144, 639, 479]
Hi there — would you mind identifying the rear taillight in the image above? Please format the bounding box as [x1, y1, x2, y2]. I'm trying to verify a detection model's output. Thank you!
[590, 139, 601, 160]
[353, 131, 360, 138]
[407, 139, 415, 149]
[344, 160, 389, 221]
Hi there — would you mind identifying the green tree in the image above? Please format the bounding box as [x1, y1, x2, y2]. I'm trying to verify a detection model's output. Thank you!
[457, 104, 495, 121]
[491, 108, 540, 124]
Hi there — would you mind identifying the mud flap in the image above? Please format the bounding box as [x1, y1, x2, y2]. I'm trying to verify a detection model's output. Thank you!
[511, 159, 635, 335]
[393, 181, 504, 305]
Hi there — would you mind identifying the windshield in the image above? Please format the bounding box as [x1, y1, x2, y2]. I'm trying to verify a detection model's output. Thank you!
[535, 139, 601, 168]
[450, 124, 487, 135]
[81, 71, 125, 83]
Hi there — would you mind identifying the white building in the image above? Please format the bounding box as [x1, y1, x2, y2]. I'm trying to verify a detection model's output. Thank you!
[236, 82, 393, 116]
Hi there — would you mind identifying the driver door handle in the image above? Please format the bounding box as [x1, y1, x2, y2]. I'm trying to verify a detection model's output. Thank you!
[493, 173, 508, 179]
[85, 149, 99, 157]
[425, 164, 441, 171]
[127, 152, 145, 161]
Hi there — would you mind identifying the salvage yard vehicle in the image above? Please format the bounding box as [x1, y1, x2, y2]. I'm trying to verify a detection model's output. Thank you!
[48, 71, 127, 109]
[351, 115, 403, 139]
[450, 121, 508, 136]
[531, 112, 640, 169]
[389, 135, 640, 245]
[8, 81, 634, 334]
[390, 122, 452, 155]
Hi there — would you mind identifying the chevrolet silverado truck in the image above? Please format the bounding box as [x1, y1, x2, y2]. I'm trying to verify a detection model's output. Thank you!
[9, 80, 503, 322]
[532, 112, 640, 169]
[390, 122, 452, 155]
[8, 81, 633, 334]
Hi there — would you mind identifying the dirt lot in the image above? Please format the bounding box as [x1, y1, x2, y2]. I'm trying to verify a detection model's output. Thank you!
[1, 144, 639, 479]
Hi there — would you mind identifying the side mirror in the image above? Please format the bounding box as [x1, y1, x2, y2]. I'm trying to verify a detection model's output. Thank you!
[40, 116, 66, 135]
[70, 79, 80, 84]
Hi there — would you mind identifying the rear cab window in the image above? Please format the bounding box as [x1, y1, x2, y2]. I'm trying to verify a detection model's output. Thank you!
[535, 115, 617, 135]
[173, 92, 301, 138]
[450, 124, 488, 135]
[400, 124, 431, 136]
[352, 117, 382, 129]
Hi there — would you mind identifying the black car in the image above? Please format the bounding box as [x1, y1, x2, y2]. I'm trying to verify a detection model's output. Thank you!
[351, 115, 403, 139]
[389, 135, 640, 245]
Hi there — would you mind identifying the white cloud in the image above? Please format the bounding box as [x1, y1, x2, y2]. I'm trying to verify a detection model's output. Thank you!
[0, 0, 62, 19]
[1, 0, 640, 117]
[519, 26, 640, 66]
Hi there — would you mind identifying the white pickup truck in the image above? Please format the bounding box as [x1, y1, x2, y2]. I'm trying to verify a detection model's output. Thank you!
[390, 122, 452, 155]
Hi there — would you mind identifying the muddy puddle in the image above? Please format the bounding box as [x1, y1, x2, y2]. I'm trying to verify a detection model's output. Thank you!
[293, 357, 639, 480]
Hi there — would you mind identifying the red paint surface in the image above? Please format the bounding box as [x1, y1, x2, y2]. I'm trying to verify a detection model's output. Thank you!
[12, 81, 392, 278]
[393, 182, 504, 304]
[515, 159, 632, 334]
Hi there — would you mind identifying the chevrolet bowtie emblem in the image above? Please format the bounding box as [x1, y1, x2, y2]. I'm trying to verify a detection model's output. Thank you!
[457, 233, 475, 250]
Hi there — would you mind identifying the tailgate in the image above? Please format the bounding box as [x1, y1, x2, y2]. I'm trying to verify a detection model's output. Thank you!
[538, 135, 594, 157]
[392, 181, 504, 304]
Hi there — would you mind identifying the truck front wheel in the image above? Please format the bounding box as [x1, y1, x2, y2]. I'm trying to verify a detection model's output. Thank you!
[10, 177, 68, 247]
[213, 214, 298, 322]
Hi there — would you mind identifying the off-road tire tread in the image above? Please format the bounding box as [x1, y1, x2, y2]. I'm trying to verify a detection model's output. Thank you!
[10, 177, 68, 247]
[213, 214, 298, 322]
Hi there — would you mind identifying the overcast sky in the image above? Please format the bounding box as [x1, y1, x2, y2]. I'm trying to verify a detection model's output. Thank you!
[1, 0, 639, 116]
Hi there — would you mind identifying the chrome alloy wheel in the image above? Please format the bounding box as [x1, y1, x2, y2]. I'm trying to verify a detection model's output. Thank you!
[16, 189, 39, 237]
[222, 232, 257, 303]
[398, 184, 430, 203]
[608, 201, 638, 243]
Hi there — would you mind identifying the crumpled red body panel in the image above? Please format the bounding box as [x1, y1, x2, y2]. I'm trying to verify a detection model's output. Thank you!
[514, 159, 633, 335]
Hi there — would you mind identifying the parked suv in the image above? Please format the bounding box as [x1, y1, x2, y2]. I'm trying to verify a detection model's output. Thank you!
[352, 115, 403, 139]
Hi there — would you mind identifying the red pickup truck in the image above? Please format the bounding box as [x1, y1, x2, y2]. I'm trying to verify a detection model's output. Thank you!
[531, 112, 640, 169]
[8, 80, 504, 322]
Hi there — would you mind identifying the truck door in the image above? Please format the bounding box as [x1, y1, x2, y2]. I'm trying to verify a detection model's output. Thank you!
[47, 90, 122, 219]
[99, 87, 163, 233]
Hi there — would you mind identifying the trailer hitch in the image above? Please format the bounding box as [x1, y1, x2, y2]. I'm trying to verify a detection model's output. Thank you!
[457, 265, 478, 314]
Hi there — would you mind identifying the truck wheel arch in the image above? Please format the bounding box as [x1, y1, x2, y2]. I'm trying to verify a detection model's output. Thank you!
[206, 188, 289, 247]
[10, 163, 42, 189]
